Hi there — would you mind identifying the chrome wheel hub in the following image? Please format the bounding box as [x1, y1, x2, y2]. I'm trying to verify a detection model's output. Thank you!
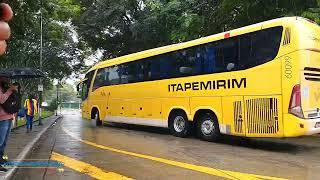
[201, 120, 214, 135]
[173, 116, 186, 133]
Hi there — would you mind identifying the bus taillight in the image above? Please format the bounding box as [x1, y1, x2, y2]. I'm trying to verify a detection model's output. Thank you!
[289, 84, 304, 118]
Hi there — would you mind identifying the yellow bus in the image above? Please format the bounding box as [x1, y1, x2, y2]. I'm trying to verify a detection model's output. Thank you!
[78, 17, 320, 141]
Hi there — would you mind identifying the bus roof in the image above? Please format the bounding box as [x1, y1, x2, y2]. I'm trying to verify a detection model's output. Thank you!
[87, 17, 301, 73]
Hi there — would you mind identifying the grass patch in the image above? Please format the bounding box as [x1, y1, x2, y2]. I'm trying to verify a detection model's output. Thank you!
[15, 110, 54, 128]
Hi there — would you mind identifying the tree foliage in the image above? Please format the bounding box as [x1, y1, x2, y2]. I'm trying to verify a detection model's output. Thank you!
[44, 83, 78, 104]
[1, 0, 87, 76]
[0, 0, 89, 96]
[2, 0, 320, 97]
[73, 0, 320, 59]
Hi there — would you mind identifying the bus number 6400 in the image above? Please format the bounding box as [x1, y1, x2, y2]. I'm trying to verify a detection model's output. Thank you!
[285, 56, 292, 79]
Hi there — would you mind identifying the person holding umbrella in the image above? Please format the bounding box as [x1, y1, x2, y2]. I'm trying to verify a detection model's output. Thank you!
[0, 1, 14, 172]
[0, 77, 17, 171]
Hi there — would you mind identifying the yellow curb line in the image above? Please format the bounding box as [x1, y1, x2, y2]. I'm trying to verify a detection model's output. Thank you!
[51, 152, 133, 180]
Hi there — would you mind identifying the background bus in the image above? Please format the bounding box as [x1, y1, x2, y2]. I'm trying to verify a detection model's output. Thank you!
[78, 17, 320, 141]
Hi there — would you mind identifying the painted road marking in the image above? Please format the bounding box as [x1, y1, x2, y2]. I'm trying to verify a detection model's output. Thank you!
[62, 127, 288, 180]
[51, 152, 132, 180]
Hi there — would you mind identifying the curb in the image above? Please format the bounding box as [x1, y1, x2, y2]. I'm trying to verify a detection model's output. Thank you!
[2, 115, 62, 180]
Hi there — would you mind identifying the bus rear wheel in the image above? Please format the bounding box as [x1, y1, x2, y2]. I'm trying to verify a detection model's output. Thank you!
[169, 111, 191, 137]
[197, 113, 221, 142]
[94, 111, 102, 127]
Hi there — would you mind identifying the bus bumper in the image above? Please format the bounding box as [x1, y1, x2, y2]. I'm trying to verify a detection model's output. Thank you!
[284, 113, 320, 137]
[305, 118, 320, 135]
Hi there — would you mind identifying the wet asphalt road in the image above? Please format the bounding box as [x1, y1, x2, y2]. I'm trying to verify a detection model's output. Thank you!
[13, 109, 320, 180]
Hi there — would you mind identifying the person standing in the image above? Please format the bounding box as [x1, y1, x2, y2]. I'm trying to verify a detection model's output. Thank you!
[0, 0, 14, 173]
[11, 83, 21, 131]
[0, 77, 17, 172]
[24, 95, 37, 133]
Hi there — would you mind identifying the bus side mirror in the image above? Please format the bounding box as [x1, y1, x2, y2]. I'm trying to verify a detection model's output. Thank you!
[76, 84, 80, 92]
[76, 84, 82, 99]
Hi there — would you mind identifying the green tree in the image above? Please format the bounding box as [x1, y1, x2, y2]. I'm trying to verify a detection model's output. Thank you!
[73, 0, 320, 60]
[0, 0, 90, 97]
[43, 83, 78, 104]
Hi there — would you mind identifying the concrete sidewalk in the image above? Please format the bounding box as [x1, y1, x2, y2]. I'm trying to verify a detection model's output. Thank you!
[0, 115, 61, 180]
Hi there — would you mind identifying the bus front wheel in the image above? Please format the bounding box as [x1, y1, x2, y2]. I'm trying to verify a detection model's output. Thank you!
[197, 113, 221, 142]
[94, 111, 102, 127]
[169, 111, 191, 137]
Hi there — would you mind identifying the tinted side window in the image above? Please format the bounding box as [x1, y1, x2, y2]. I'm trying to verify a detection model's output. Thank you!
[143, 59, 154, 81]
[119, 59, 154, 83]
[148, 58, 160, 80]
[213, 37, 239, 72]
[93, 68, 110, 91]
[85, 71, 94, 90]
[222, 38, 239, 71]
[136, 61, 145, 82]
[239, 26, 283, 69]
[159, 54, 176, 79]
[175, 50, 197, 76]
[83, 71, 94, 99]
[201, 46, 217, 74]
[86, 71, 94, 89]
[127, 62, 137, 83]
[109, 66, 120, 85]
[89, 26, 282, 87]
[239, 33, 253, 69]
[81, 81, 88, 101]
[158, 49, 202, 78]
[119, 63, 132, 84]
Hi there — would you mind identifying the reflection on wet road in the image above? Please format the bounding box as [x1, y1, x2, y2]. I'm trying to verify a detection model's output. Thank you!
[14, 109, 320, 179]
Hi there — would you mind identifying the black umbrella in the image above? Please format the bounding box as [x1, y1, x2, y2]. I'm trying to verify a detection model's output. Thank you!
[0, 68, 45, 79]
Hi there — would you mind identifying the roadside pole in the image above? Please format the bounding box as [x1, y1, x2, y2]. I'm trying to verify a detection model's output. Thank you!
[38, 84, 43, 125]
[60, 99, 62, 114]
[38, 0, 43, 126]
[56, 84, 58, 116]
[56, 82, 63, 115]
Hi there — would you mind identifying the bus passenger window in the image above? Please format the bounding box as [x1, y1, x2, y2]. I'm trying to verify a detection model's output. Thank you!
[109, 66, 120, 85]
[239, 26, 282, 69]
[203, 46, 217, 73]
[160, 55, 174, 79]
[143, 60, 152, 81]
[82, 83, 88, 101]
[253, 27, 282, 63]
[92, 68, 110, 90]
[204, 43, 225, 73]
[84, 71, 94, 94]
[119, 64, 128, 84]
[136, 62, 144, 82]
[221, 38, 239, 71]
[149, 58, 160, 80]
[194, 49, 202, 74]
[128, 62, 138, 83]
[176, 50, 194, 76]
[239, 34, 253, 69]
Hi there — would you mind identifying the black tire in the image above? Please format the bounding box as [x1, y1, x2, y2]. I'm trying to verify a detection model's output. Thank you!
[169, 111, 191, 137]
[94, 111, 102, 126]
[197, 113, 221, 142]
